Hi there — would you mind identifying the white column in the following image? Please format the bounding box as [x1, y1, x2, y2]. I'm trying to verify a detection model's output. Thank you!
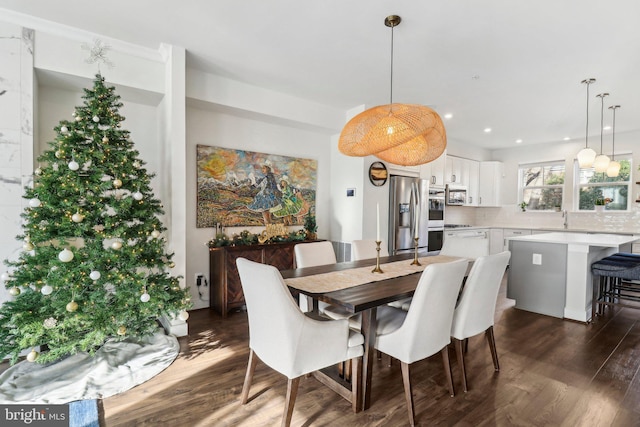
[0, 23, 34, 306]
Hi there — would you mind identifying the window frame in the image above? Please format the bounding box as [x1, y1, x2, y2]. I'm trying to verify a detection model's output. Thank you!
[573, 154, 633, 212]
[518, 160, 565, 212]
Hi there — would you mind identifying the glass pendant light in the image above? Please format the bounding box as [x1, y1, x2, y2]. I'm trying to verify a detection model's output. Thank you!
[576, 78, 597, 168]
[606, 105, 621, 177]
[592, 92, 610, 173]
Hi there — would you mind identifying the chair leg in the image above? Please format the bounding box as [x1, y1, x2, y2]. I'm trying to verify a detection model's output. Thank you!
[282, 377, 301, 427]
[345, 359, 352, 381]
[441, 347, 455, 397]
[351, 357, 362, 413]
[241, 349, 259, 404]
[400, 362, 416, 427]
[485, 326, 500, 372]
[454, 338, 468, 393]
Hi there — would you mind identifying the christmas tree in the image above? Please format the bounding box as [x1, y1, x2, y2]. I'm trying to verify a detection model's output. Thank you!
[0, 74, 191, 364]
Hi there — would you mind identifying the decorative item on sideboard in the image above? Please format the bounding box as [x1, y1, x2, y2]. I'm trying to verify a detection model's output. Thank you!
[303, 211, 317, 241]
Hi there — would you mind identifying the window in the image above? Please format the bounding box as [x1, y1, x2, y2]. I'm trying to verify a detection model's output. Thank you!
[519, 161, 565, 210]
[575, 156, 632, 211]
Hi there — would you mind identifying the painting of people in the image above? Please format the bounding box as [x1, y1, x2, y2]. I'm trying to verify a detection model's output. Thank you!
[196, 145, 317, 228]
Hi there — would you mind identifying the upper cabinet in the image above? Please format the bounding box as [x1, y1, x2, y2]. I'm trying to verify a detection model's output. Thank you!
[420, 152, 446, 186]
[445, 156, 480, 206]
[478, 161, 503, 207]
[466, 159, 479, 206]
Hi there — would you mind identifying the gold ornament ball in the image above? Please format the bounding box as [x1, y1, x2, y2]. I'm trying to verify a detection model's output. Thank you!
[26, 349, 39, 363]
[113, 178, 122, 188]
[178, 311, 190, 321]
[23, 242, 34, 251]
[169, 262, 176, 268]
[102, 136, 109, 143]
[117, 326, 127, 336]
[72, 213, 84, 223]
[66, 301, 78, 312]
[111, 241, 123, 250]
[151, 230, 160, 238]
[55, 150, 63, 158]
[9, 286, 21, 296]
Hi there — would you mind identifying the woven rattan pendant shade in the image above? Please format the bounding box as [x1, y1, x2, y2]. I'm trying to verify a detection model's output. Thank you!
[339, 103, 446, 165]
[338, 15, 446, 167]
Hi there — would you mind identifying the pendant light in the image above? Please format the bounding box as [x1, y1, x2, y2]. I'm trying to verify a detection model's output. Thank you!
[576, 78, 597, 168]
[592, 93, 610, 173]
[338, 15, 446, 166]
[606, 105, 621, 177]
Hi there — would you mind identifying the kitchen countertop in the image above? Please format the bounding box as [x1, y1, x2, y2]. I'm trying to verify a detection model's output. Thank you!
[445, 225, 640, 236]
[505, 231, 639, 247]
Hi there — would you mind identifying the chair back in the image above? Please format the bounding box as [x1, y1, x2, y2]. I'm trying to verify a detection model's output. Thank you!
[294, 241, 336, 268]
[451, 251, 511, 340]
[236, 257, 307, 376]
[440, 237, 489, 259]
[351, 239, 389, 261]
[379, 259, 468, 363]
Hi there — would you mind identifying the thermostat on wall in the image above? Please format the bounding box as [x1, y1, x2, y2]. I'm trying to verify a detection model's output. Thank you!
[346, 188, 356, 197]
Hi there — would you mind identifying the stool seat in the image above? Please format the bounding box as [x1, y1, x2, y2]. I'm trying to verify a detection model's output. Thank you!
[591, 253, 640, 318]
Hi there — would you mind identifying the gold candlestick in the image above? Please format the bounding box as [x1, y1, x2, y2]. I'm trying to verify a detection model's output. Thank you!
[410, 237, 421, 266]
[372, 240, 384, 273]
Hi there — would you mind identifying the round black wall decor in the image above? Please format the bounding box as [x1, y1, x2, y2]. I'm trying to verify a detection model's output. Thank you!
[368, 161, 388, 186]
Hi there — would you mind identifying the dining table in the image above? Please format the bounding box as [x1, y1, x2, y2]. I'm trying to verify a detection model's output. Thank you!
[280, 252, 466, 412]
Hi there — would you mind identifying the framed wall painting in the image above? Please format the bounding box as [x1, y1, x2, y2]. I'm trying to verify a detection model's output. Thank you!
[196, 145, 317, 228]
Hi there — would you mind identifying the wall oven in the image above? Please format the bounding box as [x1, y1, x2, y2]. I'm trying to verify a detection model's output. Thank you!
[427, 186, 445, 251]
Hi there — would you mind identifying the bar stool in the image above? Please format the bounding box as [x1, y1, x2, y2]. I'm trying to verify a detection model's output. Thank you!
[591, 253, 640, 318]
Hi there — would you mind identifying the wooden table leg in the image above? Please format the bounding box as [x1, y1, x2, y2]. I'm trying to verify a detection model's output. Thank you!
[360, 307, 377, 411]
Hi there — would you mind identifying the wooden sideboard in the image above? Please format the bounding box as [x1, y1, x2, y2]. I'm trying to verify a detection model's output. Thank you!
[209, 241, 308, 317]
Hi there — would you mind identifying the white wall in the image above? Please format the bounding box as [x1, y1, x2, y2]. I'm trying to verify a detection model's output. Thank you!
[476, 133, 640, 232]
[185, 106, 333, 309]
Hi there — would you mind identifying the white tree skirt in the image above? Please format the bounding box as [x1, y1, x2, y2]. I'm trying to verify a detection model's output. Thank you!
[0, 329, 179, 404]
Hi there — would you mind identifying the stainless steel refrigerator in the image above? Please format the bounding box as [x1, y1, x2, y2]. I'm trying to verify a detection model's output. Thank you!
[388, 175, 429, 255]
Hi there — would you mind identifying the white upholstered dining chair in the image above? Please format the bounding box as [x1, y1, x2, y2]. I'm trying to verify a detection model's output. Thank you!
[236, 257, 364, 426]
[351, 239, 389, 261]
[373, 259, 468, 426]
[294, 241, 350, 318]
[450, 250, 511, 392]
[397, 236, 490, 312]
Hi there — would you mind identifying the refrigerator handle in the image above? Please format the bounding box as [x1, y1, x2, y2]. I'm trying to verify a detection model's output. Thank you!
[410, 182, 418, 239]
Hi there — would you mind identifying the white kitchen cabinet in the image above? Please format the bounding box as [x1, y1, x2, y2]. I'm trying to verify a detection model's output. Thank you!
[489, 228, 504, 254]
[420, 152, 446, 186]
[445, 156, 463, 185]
[466, 159, 479, 206]
[503, 228, 532, 252]
[478, 161, 503, 207]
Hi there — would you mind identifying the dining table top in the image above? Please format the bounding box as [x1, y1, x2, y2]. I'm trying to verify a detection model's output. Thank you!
[281, 253, 459, 313]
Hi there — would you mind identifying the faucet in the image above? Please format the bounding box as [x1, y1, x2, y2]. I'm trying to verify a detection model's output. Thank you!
[562, 210, 568, 229]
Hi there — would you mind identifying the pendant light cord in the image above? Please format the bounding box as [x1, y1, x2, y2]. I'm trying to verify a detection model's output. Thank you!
[582, 78, 595, 149]
[597, 93, 609, 154]
[389, 23, 394, 106]
[609, 105, 620, 160]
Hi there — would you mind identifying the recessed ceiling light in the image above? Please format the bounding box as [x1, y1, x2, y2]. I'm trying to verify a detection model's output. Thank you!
[444, 113, 453, 119]
[515, 139, 523, 144]
[563, 136, 571, 141]
[484, 128, 492, 133]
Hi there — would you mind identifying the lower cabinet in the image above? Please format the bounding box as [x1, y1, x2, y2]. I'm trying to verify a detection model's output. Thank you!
[209, 241, 299, 317]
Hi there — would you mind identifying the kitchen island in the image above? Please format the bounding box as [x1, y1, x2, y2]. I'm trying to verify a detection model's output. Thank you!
[507, 232, 638, 322]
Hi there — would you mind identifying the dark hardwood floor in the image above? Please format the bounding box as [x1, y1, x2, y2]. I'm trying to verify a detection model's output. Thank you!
[94, 279, 640, 425]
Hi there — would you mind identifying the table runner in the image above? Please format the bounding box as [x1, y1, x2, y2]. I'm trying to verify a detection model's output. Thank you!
[284, 254, 464, 293]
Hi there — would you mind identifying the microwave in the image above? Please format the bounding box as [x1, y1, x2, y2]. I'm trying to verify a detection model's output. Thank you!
[446, 185, 467, 206]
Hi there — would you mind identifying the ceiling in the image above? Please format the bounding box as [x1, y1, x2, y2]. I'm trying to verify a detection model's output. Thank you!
[2, 0, 640, 150]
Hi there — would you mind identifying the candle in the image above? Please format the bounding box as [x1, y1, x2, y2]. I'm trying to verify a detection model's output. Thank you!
[414, 203, 420, 239]
[376, 203, 380, 242]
